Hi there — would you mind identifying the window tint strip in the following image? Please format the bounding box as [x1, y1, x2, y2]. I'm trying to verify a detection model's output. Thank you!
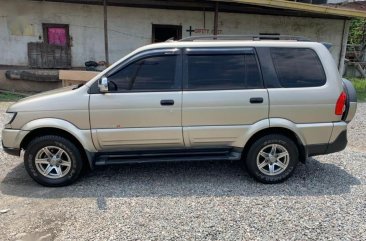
[185, 48, 254, 55]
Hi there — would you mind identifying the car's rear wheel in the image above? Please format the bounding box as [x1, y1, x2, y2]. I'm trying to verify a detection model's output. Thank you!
[24, 135, 83, 187]
[245, 134, 299, 184]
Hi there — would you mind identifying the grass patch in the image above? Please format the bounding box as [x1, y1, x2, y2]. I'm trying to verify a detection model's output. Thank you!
[0, 92, 27, 102]
[346, 78, 366, 102]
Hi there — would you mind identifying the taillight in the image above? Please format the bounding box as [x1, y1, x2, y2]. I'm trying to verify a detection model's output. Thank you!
[335, 91, 347, 115]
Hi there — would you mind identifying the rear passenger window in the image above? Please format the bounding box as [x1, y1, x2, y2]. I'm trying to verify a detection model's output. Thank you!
[270, 48, 326, 88]
[187, 53, 262, 90]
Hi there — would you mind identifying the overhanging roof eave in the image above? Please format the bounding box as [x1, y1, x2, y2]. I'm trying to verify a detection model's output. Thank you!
[218, 0, 366, 18]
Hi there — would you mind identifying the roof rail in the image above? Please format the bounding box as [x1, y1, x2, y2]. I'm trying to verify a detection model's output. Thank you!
[179, 35, 311, 42]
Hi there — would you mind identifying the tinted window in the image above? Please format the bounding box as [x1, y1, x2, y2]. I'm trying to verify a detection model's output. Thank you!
[108, 55, 177, 91]
[270, 48, 326, 88]
[187, 53, 261, 90]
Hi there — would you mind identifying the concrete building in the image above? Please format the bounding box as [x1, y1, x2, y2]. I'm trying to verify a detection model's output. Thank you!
[0, 0, 366, 92]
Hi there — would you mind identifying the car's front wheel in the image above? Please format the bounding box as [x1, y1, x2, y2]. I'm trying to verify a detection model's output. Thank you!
[24, 135, 83, 187]
[245, 134, 299, 184]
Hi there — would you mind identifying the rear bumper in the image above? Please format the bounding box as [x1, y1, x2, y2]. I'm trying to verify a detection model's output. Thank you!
[326, 130, 348, 154]
[307, 129, 347, 156]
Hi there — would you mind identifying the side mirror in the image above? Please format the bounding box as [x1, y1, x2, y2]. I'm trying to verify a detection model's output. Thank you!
[98, 76, 109, 93]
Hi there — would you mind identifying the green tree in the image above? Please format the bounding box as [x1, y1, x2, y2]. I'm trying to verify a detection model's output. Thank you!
[348, 18, 366, 45]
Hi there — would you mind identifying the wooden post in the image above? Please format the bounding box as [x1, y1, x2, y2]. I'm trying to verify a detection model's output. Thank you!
[203, 8, 206, 29]
[338, 19, 350, 76]
[213, 2, 219, 36]
[104, 0, 109, 66]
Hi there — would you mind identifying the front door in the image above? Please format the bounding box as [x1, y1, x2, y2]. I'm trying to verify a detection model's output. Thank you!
[89, 49, 183, 151]
[182, 48, 269, 148]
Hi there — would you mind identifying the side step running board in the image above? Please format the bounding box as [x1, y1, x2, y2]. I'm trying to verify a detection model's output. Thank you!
[94, 149, 242, 166]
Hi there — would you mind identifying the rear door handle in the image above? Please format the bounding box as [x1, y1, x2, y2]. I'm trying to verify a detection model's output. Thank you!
[160, 99, 175, 106]
[250, 97, 264, 104]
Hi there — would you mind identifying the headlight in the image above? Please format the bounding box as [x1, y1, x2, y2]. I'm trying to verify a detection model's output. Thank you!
[4, 112, 16, 125]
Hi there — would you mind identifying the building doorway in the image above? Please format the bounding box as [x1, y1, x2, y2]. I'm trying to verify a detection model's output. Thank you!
[259, 33, 280, 40]
[152, 24, 182, 43]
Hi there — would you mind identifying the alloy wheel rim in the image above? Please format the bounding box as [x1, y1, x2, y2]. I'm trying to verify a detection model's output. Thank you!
[256, 144, 289, 176]
[34, 146, 72, 179]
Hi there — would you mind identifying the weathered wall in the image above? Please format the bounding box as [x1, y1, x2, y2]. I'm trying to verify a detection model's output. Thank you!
[0, 0, 345, 67]
[215, 13, 345, 66]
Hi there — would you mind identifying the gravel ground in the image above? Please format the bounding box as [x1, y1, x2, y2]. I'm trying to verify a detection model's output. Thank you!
[0, 102, 365, 241]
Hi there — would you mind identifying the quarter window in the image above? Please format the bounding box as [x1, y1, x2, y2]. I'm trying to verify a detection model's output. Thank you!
[107, 55, 178, 91]
[270, 48, 326, 88]
[187, 53, 262, 90]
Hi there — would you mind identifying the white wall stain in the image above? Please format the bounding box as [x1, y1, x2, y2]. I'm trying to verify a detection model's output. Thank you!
[7, 17, 35, 36]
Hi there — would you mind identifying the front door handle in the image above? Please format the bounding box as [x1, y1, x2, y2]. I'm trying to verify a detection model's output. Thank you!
[160, 99, 175, 106]
[250, 97, 264, 104]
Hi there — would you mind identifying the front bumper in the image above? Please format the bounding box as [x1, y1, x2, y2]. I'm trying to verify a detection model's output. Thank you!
[1, 129, 29, 156]
[2, 142, 20, 156]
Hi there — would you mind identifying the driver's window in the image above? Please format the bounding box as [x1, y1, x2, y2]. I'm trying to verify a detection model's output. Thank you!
[107, 55, 178, 91]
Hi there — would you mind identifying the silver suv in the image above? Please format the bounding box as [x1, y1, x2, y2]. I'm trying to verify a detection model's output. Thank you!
[1, 36, 357, 186]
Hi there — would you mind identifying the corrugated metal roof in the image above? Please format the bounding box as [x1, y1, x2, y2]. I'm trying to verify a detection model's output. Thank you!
[219, 0, 366, 18]
[328, 1, 366, 12]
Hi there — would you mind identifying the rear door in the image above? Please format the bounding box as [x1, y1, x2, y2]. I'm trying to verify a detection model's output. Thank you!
[257, 47, 342, 147]
[260, 47, 340, 123]
[182, 48, 269, 148]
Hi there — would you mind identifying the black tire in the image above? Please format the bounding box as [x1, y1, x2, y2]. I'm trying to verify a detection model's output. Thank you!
[245, 134, 299, 184]
[24, 135, 83, 187]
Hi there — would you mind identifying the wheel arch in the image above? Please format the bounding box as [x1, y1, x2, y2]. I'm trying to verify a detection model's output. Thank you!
[243, 127, 307, 163]
[20, 118, 96, 169]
